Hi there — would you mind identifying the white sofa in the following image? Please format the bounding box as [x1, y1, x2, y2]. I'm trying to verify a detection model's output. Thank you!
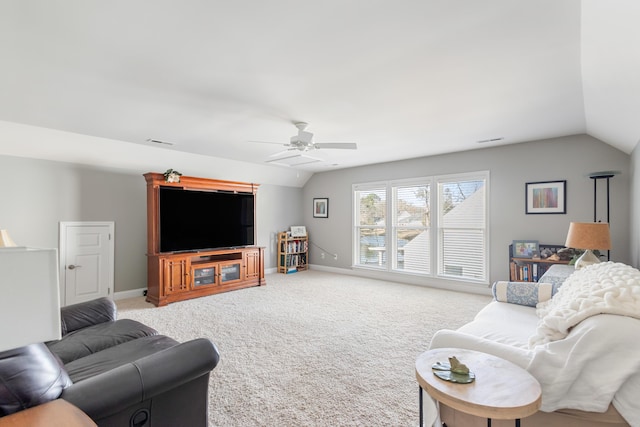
[428, 262, 640, 427]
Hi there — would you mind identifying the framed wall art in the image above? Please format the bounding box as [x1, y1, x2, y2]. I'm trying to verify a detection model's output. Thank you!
[313, 198, 329, 218]
[525, 180, 566, 214]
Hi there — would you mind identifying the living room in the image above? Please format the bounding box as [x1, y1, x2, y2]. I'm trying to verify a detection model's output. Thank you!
[1, 1, 640, 426]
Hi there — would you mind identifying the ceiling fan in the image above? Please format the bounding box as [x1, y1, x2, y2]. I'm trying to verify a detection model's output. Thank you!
[252, 122, 358, 155]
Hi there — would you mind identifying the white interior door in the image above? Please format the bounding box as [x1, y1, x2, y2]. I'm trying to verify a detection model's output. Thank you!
[60, 222, 114, 306]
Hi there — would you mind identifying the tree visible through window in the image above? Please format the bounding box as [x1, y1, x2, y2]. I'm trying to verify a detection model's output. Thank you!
[355, 186, 387, 267]
[394, 184, 430, 273]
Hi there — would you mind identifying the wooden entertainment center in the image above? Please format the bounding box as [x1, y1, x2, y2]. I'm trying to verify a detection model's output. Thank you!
[144, 173, 265, 306]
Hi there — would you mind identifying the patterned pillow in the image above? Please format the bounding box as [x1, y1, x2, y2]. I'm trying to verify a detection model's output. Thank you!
[491, 281, 554, 307]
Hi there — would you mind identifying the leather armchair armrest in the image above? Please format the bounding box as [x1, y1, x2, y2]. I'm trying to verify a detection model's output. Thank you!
[60, 338, 220, 421]
[60, 297, 117, 336]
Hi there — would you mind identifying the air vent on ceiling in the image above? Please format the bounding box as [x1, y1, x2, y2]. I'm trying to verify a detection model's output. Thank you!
[476, 137, 504, 144]
[146, 138, 174, 146]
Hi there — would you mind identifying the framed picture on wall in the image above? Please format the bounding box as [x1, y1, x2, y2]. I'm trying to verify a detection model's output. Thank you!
[313, 198, 329, 218]
[525, 180, 566, 214]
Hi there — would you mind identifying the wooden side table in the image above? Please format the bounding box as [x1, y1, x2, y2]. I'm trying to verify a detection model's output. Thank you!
[416, 348, 541, 427]
[0, 399, 96, 427]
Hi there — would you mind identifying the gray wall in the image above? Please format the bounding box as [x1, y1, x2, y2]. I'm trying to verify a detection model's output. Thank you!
[631, 141, 640, 268]
[302, 134, 631, 287]
[256, 184, 304, 268]
[0, 157, 147, 292]
[1, 133, 633, 295]
[0, 155, 302, 294]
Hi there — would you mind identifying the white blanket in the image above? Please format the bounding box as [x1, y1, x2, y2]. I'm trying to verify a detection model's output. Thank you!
[529, 262, 640, 347]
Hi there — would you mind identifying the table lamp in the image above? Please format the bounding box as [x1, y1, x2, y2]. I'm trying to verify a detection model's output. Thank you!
[0, 246, 62, 352]
[564, 222, 611, 270]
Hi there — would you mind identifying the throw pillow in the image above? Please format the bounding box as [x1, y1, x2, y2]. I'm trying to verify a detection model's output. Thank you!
[492, 281, 554, 307]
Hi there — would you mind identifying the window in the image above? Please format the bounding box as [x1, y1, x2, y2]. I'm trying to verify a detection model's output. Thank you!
[353, 172, 488, 283]
[393, 183, 430, 273]
[437, 175, 487, 281]
[354, 184, 387, 267]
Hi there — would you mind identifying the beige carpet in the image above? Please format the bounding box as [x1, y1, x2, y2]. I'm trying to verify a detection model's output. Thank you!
[116, 270, 491, 426]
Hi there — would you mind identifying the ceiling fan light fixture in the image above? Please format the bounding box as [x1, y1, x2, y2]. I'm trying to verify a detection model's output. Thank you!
[290, 130, 314, 146]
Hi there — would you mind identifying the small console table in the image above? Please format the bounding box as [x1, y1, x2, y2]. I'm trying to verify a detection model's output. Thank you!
[416, 348, 541, 427]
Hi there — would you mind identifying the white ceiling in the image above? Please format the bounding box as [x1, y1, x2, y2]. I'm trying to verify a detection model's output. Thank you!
[1, 1, 639, 173]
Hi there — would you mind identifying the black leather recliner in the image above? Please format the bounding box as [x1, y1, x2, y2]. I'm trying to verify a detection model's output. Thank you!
[0, 297, 220, 426]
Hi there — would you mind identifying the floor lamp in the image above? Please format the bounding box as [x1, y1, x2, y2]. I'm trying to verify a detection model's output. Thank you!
[588, 171, 620, 261]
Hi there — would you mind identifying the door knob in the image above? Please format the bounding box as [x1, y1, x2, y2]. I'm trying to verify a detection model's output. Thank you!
[68, 264, 81, 270]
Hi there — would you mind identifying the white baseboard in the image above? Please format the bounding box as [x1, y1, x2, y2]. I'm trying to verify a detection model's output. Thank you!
[114, 288, 146, 300]
[112, 266, 489, 300]
[309, 264, 491, 296]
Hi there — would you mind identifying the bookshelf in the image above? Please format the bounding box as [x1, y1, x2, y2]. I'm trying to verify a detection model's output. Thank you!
[278, 231, 309, 274]
[509, 243, 569, 281]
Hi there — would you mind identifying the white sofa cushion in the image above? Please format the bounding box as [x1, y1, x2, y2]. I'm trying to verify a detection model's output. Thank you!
[456, 300, 537, 348]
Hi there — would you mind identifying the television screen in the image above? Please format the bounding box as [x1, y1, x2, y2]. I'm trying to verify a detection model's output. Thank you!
[159, 187, 255, 253]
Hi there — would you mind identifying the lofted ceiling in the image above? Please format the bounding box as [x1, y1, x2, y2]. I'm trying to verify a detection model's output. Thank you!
[0, 1, 639, 173]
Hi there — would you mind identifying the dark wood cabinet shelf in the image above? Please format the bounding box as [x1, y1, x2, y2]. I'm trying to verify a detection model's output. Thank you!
[508, 243, 569, 282]
[144, 173, 265, 306]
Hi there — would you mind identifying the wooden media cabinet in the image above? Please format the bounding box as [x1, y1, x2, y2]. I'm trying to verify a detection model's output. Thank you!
[144, 173, 265, 306]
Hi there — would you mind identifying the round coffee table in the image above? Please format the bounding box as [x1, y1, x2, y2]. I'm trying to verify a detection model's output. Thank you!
[416, 348, 541, 427]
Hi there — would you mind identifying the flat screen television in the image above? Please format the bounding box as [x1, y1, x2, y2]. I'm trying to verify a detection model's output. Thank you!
[159, 187, 255, 253]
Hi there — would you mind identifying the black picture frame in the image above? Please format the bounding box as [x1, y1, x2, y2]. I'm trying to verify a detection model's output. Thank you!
[525, 180, 566, 214]
[313, 198, 329, 218]
[512, 240, 540, 259]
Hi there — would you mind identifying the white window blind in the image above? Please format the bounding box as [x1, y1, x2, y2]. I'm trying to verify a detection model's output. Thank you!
[437, 175, 487, 281]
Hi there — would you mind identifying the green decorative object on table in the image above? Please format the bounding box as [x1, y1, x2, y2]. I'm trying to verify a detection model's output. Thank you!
[432, 356, 475, 384]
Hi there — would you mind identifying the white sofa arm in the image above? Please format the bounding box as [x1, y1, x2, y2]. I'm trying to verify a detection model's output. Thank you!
[428, 329, 533, 369]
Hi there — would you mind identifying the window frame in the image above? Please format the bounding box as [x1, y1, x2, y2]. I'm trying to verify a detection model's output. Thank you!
[352, 171, 489, 285]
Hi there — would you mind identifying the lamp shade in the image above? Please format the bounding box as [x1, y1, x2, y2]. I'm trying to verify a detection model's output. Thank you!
[0, 229, 17, 247]
[565, 222, 612, 250]
[0, 247, 61, 352]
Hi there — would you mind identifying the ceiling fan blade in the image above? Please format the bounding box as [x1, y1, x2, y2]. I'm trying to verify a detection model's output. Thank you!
[268, 148, 297, 158]
[265, 153, 323, 167]
[314, 142, 358, 150]
[248, 140, 289, 146]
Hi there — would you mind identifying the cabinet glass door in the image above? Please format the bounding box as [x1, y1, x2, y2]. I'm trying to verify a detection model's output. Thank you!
[220, 263, 241, 284]
[193, 266, 216, 286]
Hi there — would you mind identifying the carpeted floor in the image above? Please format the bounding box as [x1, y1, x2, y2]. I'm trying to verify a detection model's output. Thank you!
[116, 270, 491, 426]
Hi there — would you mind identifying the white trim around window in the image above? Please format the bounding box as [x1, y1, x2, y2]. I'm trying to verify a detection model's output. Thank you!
[353, 171, 489, 285]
